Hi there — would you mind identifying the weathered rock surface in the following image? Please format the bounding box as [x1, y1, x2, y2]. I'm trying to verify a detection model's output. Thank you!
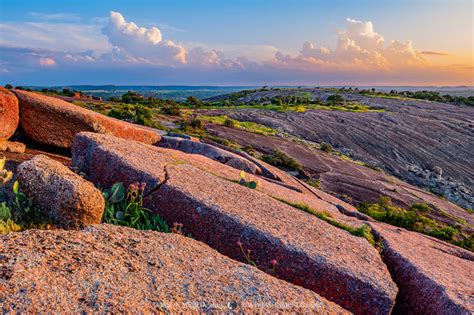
[370, 222, 474, 314]
[0, 141, 26, 153]
[158, 135, 262, 174]
[12, 89, 161, 148]
[206, 88, 474, 209]
[74, 132, 365, 228]
[206, 124, 474, 234]
[0, 147, 71, 204]
[0, 87, 19, 141]
[72, 132, 397, 314]
[17, 155, 104, 229]
[0, 224, 347, 313]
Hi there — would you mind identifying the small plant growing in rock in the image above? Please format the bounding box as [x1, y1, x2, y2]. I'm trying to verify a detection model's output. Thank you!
[10, 180, 50, 228]
[0, 159, 21, 234]
[238, 171, 258, 189]
[102, 182, 170, 232]
[236, 239, 257, 267]
[269, 259, 278, 274]
[0, 201, 21, 234]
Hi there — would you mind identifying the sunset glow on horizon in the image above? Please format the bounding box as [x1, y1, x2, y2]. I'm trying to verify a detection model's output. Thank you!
[0, 0, 472, 86]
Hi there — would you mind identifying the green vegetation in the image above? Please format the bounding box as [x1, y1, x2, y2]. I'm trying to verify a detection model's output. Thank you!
[302, 177, 321, 188]
[186, 96, 204, 108]
[200, 115, 277, 136]
[111, 90, 181, 108]
[0, 202, 21, 234]
[320, 142, 334, 153]
[354, 88, 474, 107]
[108, 103, 161, 128]
[205, 88, 384, 113]
[206, 100, 382, 113]
[358, 196, 473, 251]
[0, 178, 53, 234]
[262, 149, 302, 172]
[326, 94, 345, 104]
[0, 158, 21, 234]
[238, 171, 258, 189]
[0, 157, 13, 184]
[102, 182, 170, 232]
[278, 199, 375, 245]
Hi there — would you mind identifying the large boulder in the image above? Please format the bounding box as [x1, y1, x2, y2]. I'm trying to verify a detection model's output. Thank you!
[0, 224, 348, 314]
[0, 87, 19, 141]
[72, 132, 398, 314]
[12, 90, 161, 148]
[371, 222, 474, 314]
[158, 136, 262, 175]
[17, 155, 104, 229]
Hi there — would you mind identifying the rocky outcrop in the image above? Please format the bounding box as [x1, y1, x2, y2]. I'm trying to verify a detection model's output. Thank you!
[407, 164, 473, 210]
[0, 87, 19, 141]
[12, 90, 161, 148]
[370, 222, 474, 314]
[0, 224, 347, 313]
[17, 155, 104, 229]
[0, 141, 26, 153]
[206, 88, 474, 209]
[206, 123, 473, 233]
[72, 132, 397, 314]
[158, 136, 262, 175]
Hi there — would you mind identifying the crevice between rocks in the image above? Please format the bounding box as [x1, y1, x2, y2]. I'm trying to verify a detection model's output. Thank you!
[143, 164, 171, 199]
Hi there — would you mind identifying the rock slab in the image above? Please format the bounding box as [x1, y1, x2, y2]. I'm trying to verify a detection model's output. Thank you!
[371, 222, 474, 314]
[0, 87, 19, 141]
[158, 135, 262, 174]
[0, 224, 347, 314]
[72, 132, 397, 314]
[0, 141, 26, 154]
[12, 89, 161, 148]
[17, 155, 105, 229]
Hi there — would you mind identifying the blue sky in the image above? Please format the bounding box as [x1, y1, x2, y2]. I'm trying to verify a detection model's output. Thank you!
[0, 0, 472, 85]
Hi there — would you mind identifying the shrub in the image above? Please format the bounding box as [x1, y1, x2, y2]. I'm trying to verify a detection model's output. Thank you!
[358, 196, 472, 251]
[187, 117, 204, 130]
[186, 96, 203, 107]
[62, 88, 74, 97]
[161, 104, 182, 116]
[121, 91, 144, 104]
[320, 142, 334, 153]
[327, 94, 344, 104]
[224, 117, 236, 128]
[262, 149, 302, 172]
[108, 103, 157, 127]
[102, 182, 170, 232]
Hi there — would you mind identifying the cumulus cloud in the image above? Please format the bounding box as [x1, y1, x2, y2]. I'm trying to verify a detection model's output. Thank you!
[102, 11, 186, 65]
[273, 18, 427, 71]
[0, 13, 471, 86]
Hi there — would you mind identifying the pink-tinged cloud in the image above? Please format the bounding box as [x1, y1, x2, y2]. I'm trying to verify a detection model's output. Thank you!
[0, 12, 472, 85]
[39, 57, 56, 67]
[271, 18, 427, 71]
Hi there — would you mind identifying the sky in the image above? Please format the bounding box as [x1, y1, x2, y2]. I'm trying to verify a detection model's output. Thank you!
[0, 0, 472, 86]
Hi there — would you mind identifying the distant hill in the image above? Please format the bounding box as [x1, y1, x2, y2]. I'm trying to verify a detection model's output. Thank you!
[20, 85, 474, 101]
